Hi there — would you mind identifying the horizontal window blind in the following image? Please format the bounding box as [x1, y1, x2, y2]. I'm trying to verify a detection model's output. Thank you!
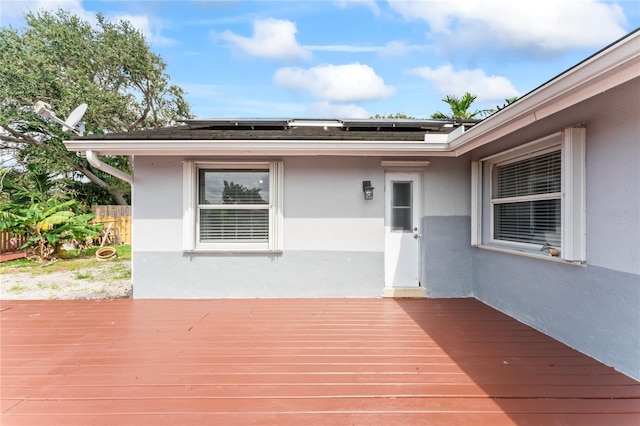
[492, 148, 562, 247]
[200, 209, 269, 241]
[495, 151, 561, 199]
[494, 199, 561, 246]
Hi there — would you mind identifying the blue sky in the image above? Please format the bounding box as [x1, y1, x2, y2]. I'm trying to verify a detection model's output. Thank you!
[2, 0, 639, 119]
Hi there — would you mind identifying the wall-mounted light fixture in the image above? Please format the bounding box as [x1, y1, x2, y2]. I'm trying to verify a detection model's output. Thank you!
[362, 180, 374, 200]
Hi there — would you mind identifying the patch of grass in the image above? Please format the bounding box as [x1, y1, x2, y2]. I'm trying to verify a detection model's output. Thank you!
[0, 258, 35, 272]
[93, 262, 131, 281]
[74, 271, 92, 280]
[83, 245, 131, 260]
[36, 282, 61, 290]
[9, 285, 26, 293]
[0, 245, 131, 275]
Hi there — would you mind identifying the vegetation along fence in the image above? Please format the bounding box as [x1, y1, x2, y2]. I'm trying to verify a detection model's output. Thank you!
[0, 230, 28, 254]
[92, 205, 132, 245]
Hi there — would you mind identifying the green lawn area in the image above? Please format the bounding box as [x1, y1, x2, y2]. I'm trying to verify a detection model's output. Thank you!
[0, 245, 131, 276]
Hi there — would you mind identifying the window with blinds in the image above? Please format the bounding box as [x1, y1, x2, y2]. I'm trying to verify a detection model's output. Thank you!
[184, 161, 283, 252]
[198, 169, 270, 243]
[491, 149, 561, 246]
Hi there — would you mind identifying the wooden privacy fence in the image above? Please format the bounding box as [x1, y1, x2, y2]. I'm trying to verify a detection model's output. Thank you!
[91, 205, 132, 245]
[0, 230, 28, 262]
[0, 230, 28, 254]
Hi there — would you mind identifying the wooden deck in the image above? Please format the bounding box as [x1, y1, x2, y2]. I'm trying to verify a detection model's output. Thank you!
[1, 298, 638, 425]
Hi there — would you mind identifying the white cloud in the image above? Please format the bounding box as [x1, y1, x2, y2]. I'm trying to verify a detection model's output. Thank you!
[305, 44, 381, 53]
[308, 101, 369, 118]
[2, 2, 175, 47]
[273, 63, 394, 102]
[379, 40, 428, 57]
[1, 0, 94, 23]
[409, 64, 519, 101]
[217, 18, 312, 61]
[112, 14, 176, 46]
[333, 0, 381, 16]
[389, 0, 628, 51]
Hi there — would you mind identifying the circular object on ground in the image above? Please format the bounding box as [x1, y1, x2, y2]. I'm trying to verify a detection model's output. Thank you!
[96, 247, 117, 261]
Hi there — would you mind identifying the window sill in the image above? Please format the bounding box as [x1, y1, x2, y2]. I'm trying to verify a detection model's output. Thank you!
[184, 249, 283, 255]
[474, 244, 585, 266]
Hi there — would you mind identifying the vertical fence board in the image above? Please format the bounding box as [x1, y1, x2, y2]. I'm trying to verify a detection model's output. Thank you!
[91, 206, 132, 245]
[0, 230, 28, 254]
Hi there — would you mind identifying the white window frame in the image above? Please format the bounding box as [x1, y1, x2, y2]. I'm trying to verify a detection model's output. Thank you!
[183, 160, 284, 252]
[471, 126, 586, 262]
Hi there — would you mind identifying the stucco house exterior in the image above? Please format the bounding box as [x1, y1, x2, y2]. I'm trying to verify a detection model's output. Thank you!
[66, 31, 639, 380]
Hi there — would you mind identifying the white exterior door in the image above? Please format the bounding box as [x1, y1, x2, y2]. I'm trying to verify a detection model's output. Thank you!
[384, 172, 421, 288]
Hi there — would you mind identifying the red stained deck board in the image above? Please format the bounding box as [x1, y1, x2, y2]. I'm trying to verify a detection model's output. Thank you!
[1, 298, 639, 425]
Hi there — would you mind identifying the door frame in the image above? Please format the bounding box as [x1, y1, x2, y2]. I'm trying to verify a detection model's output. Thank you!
[383, 171, 424, 297]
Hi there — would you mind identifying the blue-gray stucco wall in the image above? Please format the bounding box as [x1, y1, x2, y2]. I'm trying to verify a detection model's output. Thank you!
[420, 216, 473, 298]
[472, 248, 640, 380]
[466, 77, 640, 380]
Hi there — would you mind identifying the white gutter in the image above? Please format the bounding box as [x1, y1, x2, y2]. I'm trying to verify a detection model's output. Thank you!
[85, 150, 133, 184]
[65, 139, 457, 157]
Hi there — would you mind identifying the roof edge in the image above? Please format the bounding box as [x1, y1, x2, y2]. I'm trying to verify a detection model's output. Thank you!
[449, 29, 640, 156]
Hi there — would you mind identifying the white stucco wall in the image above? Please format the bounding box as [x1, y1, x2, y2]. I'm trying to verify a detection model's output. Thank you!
[131, 156, 389, 297]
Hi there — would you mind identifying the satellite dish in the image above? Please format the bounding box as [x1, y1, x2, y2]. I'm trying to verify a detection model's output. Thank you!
[34, 101, 87, 136]
[62, 103, 87, 134]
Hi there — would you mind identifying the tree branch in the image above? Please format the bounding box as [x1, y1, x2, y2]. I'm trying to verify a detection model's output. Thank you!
[1, 125, 45, 146]
[127, 104, 150, 132]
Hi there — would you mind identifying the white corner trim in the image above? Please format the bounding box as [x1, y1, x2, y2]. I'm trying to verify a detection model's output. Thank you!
[470, 161, 482, 246]
[270, 160, 284, 252]
[561, 126, 587, 262]
[182, 161, 196, 251]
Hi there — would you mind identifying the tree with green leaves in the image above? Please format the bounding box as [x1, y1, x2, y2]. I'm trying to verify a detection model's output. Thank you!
[0, 9, 191, 206]
[430, 92, 492, 120]
[222, 181, 267, 204]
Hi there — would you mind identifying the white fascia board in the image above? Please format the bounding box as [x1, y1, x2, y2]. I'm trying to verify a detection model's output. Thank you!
[64, 139, 457, 157]
[450, 31, 640, 156]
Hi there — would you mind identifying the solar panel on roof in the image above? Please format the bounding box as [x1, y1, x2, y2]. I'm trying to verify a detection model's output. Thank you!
[179, 117, 478, 133]
[182, 118, 290, 128]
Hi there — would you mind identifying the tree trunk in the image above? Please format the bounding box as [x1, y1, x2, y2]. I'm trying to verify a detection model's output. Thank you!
[108, 188, 128, 206]
[75, 163, 129, 205]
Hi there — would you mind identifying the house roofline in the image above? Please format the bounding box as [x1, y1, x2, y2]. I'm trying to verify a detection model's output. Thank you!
[63, 30, 639, 159]
[449, 29, 640, 156]
[64, 139, 457, 157]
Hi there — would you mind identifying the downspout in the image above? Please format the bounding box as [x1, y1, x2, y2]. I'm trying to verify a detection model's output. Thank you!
[85, 150, 133, 184]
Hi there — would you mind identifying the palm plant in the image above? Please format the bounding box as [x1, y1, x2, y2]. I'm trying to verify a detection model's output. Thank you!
[430, 92, 492, 120]
[496, 96, 519, 111]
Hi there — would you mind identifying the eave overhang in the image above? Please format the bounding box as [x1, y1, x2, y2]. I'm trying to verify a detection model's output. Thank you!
[63, 31, 639, 160]
[449, 29, 640, 156]
[63, 138, 456, 157]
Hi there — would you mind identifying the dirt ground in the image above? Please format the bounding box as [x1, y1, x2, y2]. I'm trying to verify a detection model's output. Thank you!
[0, 260, 132, 300]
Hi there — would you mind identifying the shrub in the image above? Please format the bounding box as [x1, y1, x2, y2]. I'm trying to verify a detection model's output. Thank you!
[0, 199, 102, 260]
